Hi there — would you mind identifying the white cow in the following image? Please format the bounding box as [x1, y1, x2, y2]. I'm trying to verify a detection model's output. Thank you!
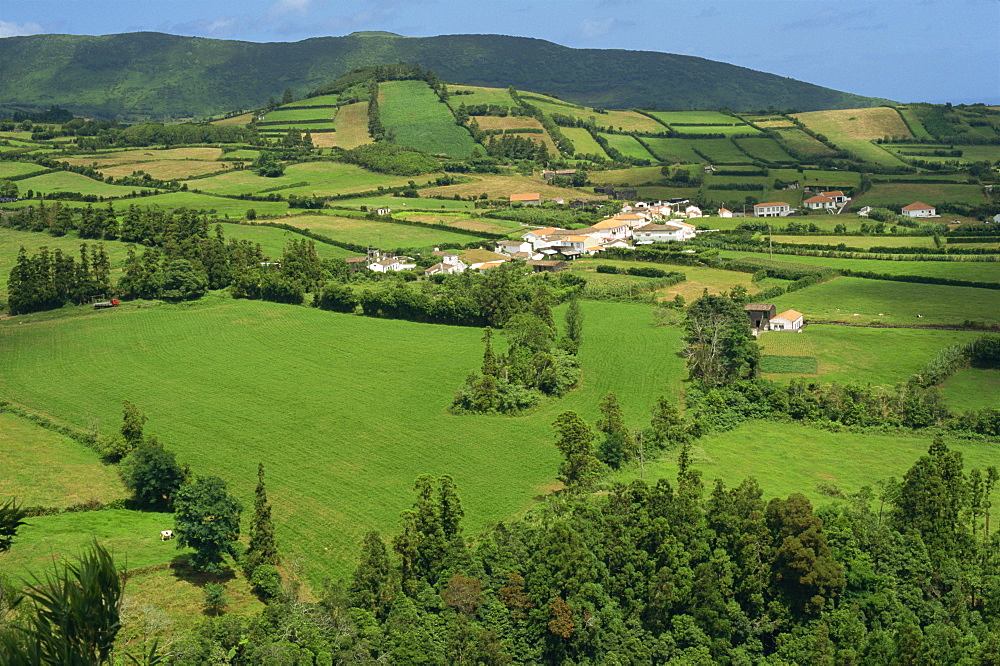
[160, 530, 174, 541]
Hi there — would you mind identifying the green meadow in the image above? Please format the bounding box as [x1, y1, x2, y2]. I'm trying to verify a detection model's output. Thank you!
[687, 138, 750, 163]
[447, 85, 518, 108]
[734, 137, 797, 163]
[773, 128, 838, 158]
[607, 421, 1000, 509]
[559, 127, 608, 158]
[262, 108, 335, 123]
[134, 192, 289, 216]
[17, 171, 163, 197]
[291, 94, 340, 107]
[641, 138, 706, 163]
[186, 162, 416, 197]
[939, 368, 1000, 413]
[215, 222, 357, 260]
[598, 134, 656, 161]
[768, 235, 938, 249]
[0, 162, 49, 178]
[379, 80, 478, 158]
[644, 110, 742, 126]
[673, 124, 760, 136]
[0, 297, 687, 582]
[327, 197, 475, 211]
[854, 182, 987, 207]
[287, 214, 491, 249]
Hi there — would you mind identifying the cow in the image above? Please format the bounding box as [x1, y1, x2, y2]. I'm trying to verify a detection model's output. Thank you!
[160, 530, 174, 541]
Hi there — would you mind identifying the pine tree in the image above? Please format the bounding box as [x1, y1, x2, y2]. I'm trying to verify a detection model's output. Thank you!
[552, 411, 601, 489]
[596, 393, 636, 469]
[245, 462, 279, 577]
[481, 327, 499, 378]
[120, 400, 146, 447]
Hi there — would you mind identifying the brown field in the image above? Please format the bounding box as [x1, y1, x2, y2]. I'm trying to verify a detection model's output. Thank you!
[63, 147, 224, 167]
[210, 112, 255, 126]
[326, 102, 371, 149]
[473, 116, 544, 131]
[751, 119, 796, 129]
[98, 160, 226, 180]
[793, 107, 912, 141]
[420, 174, 591, 200]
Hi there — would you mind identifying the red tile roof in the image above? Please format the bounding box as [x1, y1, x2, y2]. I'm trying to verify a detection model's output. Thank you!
[902, 201, 934, 211]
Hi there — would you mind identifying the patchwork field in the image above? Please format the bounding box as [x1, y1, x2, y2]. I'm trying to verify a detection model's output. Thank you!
[448, 86, 518, 108]
[327, 102, 371, 149]
[768, 235, 938, 249]
[132, 191, 289, 217]
[793, 108, 911, 166]
[0, 161, 49, 178]
[517, 94, 664, 133]
[599, 133, 656, 161]
[853, 182, 987, 207]
[881, 144, 1000, 164]
[16, 171, 165, 197]
[98, 160, 225, 180]
[757, 325, 984, 386]
[262, 107, 335, 123]
[687, 138, 751, 163]
[608, 421, 1000, 509]
[894, 106, 934, 139]
[63, 148, 224, 167]
[588, 166, 665, 186]
[769, 276, 1000, 326]
[0, 297, 687, 582]
[645, 110, 743, 126]
[327, 196, 475, 211]
[379, 80, 478, 158]
[473, 116, 544, 132]
[939, 368, 1000, 413]
[734, 137, 797, 163]
[0, 411, 124, 507]
[641, 137, 705, 163]
[672, 124, 761, 136]
[186, 162, 416, 197]
[560, 127, 608, 158]
[275, 214, 491, 249]
[420, 173, 590, 200]
[772, 128, 839, 158]
[210, 112, 254, 126]
[292, 94, 340, 107]
[394, 212, 514, 235]
[215, 222, 357, 260]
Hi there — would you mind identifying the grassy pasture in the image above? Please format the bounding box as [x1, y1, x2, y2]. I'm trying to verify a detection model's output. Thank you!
[0, 162, 49, 178]
[734, 137, 797, 163]
[746, 119, 797, 130]
[186, 162, 414, 197]
[448, 86, 518, 108]
[0, 297, 687, 583]
[327, 197, 475, 211]
[773, 128, 839, 158]
[215, 222, 357, 260]
[641, 138, 705, 163]
[645, 110, 742, 126]
[278, 214, 488, 248]
[759, 355, 818, 374]
[211, 112, 255, 126]
[263, 108, 335, 123]
[758, 326, 984, 386]
[64, 148, 224, 167]
[769, 276, 1000, 326]
[134, 192, 289, 217]
[327, 102, 371, 149]
[518, 95, 664, 133]
[568, 259, 787, 301]
[98, 160, 225, 180]
[673, 125, 760, 136]
[894, 107, 934, 139]
[792, 108, 910, 166]
[0, 412, 124, 507]
[473, 116, 544, 132]
[772, 168, 861, 188]
[394, 212, 514, 235]
[607, 421, 1000, 510]
[718, 249, 1000, 283]
[560, 127, 608, 158]
[854, 182, 986, 207]
[939, 368, 1000, 413]
[688, 139, 751, 163]
[257, 122, 336, 132]
[292, 94, 340, 107]
[420, 174, 589, 200]
[768, 235, 938, 249]
[17, 171, 164, 197]
[881, 144, 1000, 164]
[218, 149, 261, 161]
[598, 133, 657, 160]
[379, 81, 478, 158]
[588, 166, 665, 186]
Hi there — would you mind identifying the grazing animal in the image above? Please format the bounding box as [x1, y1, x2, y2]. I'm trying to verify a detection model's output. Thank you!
[917, 314, 924, 318]
[160, 530, 173, 541]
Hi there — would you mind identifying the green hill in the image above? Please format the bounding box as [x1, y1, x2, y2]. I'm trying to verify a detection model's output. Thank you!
[0, 31, 892, 120]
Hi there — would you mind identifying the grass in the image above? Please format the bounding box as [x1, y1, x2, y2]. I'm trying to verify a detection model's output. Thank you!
[327, 197, 475, 211]
[132, 192, 289, 217]
[792, 108, 911, 166]
[186, 162, 414, 197]
[448, 86, 518, 108]
[895, 106, 934, 140]
[759, 355, 819, 374]
[258, 122, 337, 132]
[717, 249, 1000, 283]
[0, 510, 193, 579]
[278, 214, 491, 249]
[472, 116, 544, 132]
[768, 235, 939, 249]
[607, 421, 1000, 509]
[734, 138, 797, 163]
[772, 168, 861, 188]
[687, 139, 751, 164]
[263, 108, 335, 123]
[215, 222, 357, 260]
[379, 81, 478, 158]
[394, 212, 513, 235]
[517, 95, 664, 133]
[671, 125, 760, 136]
[560, 127, 608, 158]
[768, 276, 1000, 326]
[757, 326, 985, 385]
[211, 112, 255, 126]
[291, 94, 340, 107]
[881, 144, 1000, 164]
[63, 148, 224, 167]
[420, 174, 590, 200]
[0, 162, 49, 178]
[327, 102, 371, 149]
[588, 167, 667, 186]
[645, 110, 743, 126]
[853, 182, 987, 207]
[641, 138, 705, 163]
[0, 297, 687, 583]
[0, 412, 124, 507]
[773, 128, 839, 158]
[939, 368, 1000, 413]
[98, 160, 225, 181]
[17, 171, 164, 197]
[598, 134, 656, 161]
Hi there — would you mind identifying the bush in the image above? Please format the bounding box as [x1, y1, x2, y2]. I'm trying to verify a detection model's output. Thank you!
[250, 564, 283, 601]
[316, 282, 359, 313]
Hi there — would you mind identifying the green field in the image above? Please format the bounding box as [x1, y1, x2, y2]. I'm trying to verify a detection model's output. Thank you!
[0, 297, 687, 582]
[274, 213, 492, 249]
[607, 421, 1000, 509]
[130, 192, 290, 217]
[895, 107, 933, 140]
[448, 85, 518, 108]
[215, 222, 357, 260]
[17, 171, 164, 198]
[758, 326, 985, 385]
[773, 128, 839, 158]
[597, 133, 656, 160]
[687, 138, 751, 163]
[327, 196, 475, 211]
[718, 249, 1000, 283]
[644, 110, 743, 126]
[560, 127, 608, 158]
[939, 368, 1000, 412]
[772, 168, 861, 188]
[262, 107, 335, 123]
[854, 182, 987, 207]
[292, 94, 340, 107]
[881, 144, 1000, 164]
[588, 166, 667, 186]
[768, 276, 1000, 326]
[768, 235, 938, 249]
[758, 355, 818, 374]
[0, 411, 124, 507]
[186, 162, 415, 197]
[379, 80, 478, 158]
[793, 108, 911, 166]
[734, 137, 797, 163]
[517, 94, 664, 134]
[672, 124, 760, 136]
[640, 137, 705, 163]
[0, 162, 48, 178]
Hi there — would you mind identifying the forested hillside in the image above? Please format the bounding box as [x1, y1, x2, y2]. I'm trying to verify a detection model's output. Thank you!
[0, 31, 892, 120]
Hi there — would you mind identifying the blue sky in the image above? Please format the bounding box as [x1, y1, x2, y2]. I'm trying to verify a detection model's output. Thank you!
[2, 0, 997, 104]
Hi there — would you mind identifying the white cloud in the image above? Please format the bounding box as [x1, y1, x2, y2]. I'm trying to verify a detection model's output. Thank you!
[270, 0, 312, 16]
[580, 17, 616, 39]
[0, 20, 44, 38]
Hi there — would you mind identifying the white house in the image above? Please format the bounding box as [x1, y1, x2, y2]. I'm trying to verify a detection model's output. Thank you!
[857, 206, 873, 217]
[579, 218, 631, 240]
[496, 240, 533, 255]
[633, 222, 688, 244]
[523, 227, 569, 248]
[425, 260, 466, 276]
[819, 190, 849, 204]
[369, 257, 404, 273]
[684, 205, 703, 218]
[901, 202, 936, 217]
[803, 194, 838, 210]
[754, 202, 792, 217]
[717, 207, 734, 218]
[510, 193, 541, 206]
[769, 309, 804, 331]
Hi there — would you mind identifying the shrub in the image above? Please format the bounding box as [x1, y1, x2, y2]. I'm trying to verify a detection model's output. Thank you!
[250, 564, 283, 601]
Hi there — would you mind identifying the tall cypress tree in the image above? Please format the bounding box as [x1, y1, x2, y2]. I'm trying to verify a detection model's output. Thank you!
[245, 462, 279, 577]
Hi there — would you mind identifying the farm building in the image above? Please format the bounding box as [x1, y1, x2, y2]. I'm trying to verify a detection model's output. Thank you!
[496, 240, 533, 255]
[527, 260, 569, 272]
[754, 202, 792, 217]
[803, 194, 838, 210]
[510, 193, 541, 205]
[770, 309, 804, 331]
[424, 260, 466, 276]
[633, 222, 689, 244]
[820, 190, 849, 204]
[717, 207, 734, 217]
[901, 202, 937, 217]
[744, 303, 776, 329]
[578, 218, 631, 240]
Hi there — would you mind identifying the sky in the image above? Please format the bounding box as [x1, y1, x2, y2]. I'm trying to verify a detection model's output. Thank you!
[2, 0, 998, 105]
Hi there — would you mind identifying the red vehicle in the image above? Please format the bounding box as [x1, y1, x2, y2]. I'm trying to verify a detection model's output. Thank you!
[93, 299, 120, 309]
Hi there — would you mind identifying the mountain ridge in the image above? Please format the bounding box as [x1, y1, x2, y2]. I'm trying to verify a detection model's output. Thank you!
[0, 31, 894, 120]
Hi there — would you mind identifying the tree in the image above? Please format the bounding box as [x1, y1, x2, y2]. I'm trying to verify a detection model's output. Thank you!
[244, 463, 279, 577]
[119, 437, 185, 511]
[0, 498, 28, 552]
[683, 293, 759, 385]
[203, 583, 227, 616]
[596, 392, 636, 469]
[558, 296, 583, 354]
[552, 411, 601, 489]
[160, 258, 207, 301]
[649, 395, 689, 448]
[173, 476, 243, 574]
[120, 400, 147, 448]
[348, 531, 395, 620]
[0, 179, 18, 198]
[281, 88, 294, 105]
